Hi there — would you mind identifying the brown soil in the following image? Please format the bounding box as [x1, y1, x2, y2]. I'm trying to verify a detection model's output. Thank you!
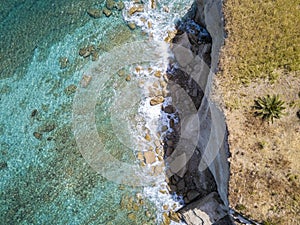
[215, 71, 300, 224]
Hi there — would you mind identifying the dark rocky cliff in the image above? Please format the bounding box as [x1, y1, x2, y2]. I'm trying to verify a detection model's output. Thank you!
[164, 0, 234, 224]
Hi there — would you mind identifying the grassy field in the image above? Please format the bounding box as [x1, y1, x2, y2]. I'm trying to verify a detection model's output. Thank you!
[217, 0, 300, 224]
[221, 0, 299, 84]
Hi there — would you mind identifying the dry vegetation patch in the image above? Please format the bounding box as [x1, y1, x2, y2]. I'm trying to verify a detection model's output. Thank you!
[216, 0, 300, 224]
[221, 0, 299, 84]
[216, 75, 300, 224]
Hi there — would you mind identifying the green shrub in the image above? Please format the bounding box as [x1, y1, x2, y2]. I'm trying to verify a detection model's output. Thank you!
[235, 203, 247, 211]
[253, 94, 285, 123]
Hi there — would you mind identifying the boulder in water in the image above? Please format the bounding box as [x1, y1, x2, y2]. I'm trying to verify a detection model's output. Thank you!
[116, 1, 125, 11]
[33, 132, 42, 140]
[106, 0, 115, 10]
[59, 57, 69, 69]
[80, 74, 92, 88]
[144, 151, 156, 164]
[150, 96, 164, 106]
[128, 22, 136, 30]
[103, 8, 112, 17]
[87, 8, 102, 18]
[125, 75, 131, 81]
[128, 5, 144, 16]
[79, 45, 95, 58]
[64, 84, 77, 95]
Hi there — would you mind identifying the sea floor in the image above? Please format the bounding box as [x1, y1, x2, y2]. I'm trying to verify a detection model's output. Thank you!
[0, 0, 192, 224]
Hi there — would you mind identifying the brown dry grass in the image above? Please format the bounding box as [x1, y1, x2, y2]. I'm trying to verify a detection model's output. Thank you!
[220, 0, 300, 84]
[216, 0, 300, 224]
[216, 75, 300, 224]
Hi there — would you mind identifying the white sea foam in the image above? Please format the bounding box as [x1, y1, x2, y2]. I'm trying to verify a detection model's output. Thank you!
[0, 2, 193, 223]
[122, 0, 194, 223]
[123, 0, 193, 41]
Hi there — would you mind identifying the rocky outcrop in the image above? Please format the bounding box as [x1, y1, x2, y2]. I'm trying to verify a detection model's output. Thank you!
[164, 0, 233, 224]
[180, 192, 229, 225]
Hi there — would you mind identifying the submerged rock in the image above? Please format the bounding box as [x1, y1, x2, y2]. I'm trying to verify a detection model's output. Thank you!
[127, 212, 136, 220]
[128, 5, 144, 16]
[87, 8, 102, 18]
[125, 75, 131, 81]
[91, 51, 99, 61]
[117, 69, 125, 77]
[116, 1, 125, 11]
[79, 45, 95, 58]
[80, 74, 92, 88]
[106, 0, 115, 10]
[145, 211, 151, 218]
[103, 8, 112, 17]
[38, 122, 56, 133]
[128, 22, 136, 30]
[64, 84, 77, 95]
[0, 161, 8, 170]
[132, 203, 139, 211]
[30, 109, 38, 117]
[59, 57, 69, 69]
[33, 132, 42, 140]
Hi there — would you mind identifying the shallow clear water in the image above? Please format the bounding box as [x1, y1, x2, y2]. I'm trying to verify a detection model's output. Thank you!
[0, 0, 192, 224]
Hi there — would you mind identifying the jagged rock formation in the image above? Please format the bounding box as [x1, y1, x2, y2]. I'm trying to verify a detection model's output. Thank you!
[163, 0, 234, 224]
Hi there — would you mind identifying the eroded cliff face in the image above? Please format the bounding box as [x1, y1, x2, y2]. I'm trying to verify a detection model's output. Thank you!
[164, 0, 233, 224]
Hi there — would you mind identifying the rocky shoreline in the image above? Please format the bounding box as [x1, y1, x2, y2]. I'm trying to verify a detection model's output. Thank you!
[75, 0, 234, 223]
[161, 0, 234, 224]
[68, 0, 234, 223]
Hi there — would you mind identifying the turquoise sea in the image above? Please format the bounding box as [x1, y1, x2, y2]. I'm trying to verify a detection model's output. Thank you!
[0, 0, 192, 224]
